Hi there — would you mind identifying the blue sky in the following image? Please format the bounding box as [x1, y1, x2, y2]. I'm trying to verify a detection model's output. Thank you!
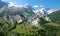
[1, 0, 60, 9]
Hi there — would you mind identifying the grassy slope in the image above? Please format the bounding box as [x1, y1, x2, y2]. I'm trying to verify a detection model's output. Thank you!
[48, 10, 60, 24]
[11, 22, 40, 34]
[12, 24, 32, 33]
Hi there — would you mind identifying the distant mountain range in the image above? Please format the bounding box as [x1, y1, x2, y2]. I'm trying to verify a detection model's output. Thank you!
[0, 0, 60, 22]
[0, 0, 59, 17]
[0, 0, 8, 8]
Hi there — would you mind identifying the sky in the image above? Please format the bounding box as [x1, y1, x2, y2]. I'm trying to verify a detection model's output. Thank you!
[1, 0, 60, 9]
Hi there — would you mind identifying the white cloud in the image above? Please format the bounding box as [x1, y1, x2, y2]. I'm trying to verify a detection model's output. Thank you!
[8, 2, 15, 7]
[8, 2, 19, 7]
[33, 5, 39, 8]
[40, 5, 44, 7]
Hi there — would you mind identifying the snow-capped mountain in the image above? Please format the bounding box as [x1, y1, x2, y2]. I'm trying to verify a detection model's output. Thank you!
[33, 7, 59, 16]
[8, 2, 32, 9]
[8, 2, 34, 15]
[0, 1, 59, 26]
[33, 7, 48, 17]
[47, 9, 59, 14]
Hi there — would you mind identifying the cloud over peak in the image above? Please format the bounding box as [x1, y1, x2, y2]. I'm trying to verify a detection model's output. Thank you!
[33, 5, 39, 8]
[8, 2, 15, 7]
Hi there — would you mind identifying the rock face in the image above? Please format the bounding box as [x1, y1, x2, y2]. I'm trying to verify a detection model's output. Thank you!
[31, 18, 39, 26]
[14, 14, 22, 23]
[44, 16, 51, 21]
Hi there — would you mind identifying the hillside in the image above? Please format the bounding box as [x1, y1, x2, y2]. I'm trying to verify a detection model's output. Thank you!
[48, 10, 60, 24]
[0, 0, 60, 36]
